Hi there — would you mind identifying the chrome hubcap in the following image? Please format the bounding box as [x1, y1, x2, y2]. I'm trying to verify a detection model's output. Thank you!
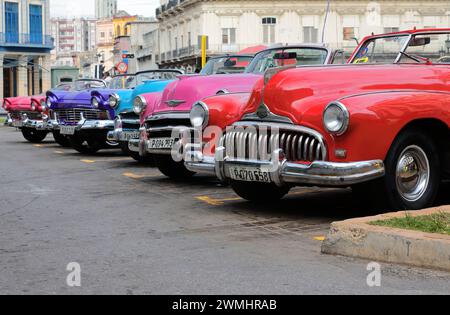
[395, 145, 430, 202]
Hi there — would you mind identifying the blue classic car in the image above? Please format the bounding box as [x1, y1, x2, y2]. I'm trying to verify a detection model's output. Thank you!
[105, 70, 183, 162]
[45, 70, 182, 154]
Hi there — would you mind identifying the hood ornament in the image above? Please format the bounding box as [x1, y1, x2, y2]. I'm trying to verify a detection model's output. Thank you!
[165, 100, 186, 107]
[256, 104, 269, 119]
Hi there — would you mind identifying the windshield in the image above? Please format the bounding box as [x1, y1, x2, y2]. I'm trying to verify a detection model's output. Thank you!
[136, 71, 181, 85]
[74, 80, 106, 91]
[401, 33, 450, 64]
[200, 56, 254, 75]
[245, 47, 329, 74]
[109, 75, 137, 89]
[352, 33, 450, 64]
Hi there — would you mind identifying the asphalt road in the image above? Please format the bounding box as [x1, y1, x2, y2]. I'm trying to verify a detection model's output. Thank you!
[0, 126, 449, 295]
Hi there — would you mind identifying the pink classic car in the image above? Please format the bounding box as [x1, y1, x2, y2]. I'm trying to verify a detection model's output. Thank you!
[131, 45, 345, 179]
[2, 95, 61, 144]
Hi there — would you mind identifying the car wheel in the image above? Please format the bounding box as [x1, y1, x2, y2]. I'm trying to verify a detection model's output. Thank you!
[21, 128, 48, 143]
[120, 142, 155, 165]
[105, 140, 120, 149]
[69, 135, 103, 154]
[52, 131, 71, 147]
[384, 130, 440, 210]
[230, 180, 290, 203]
[154, 155, 195, 179]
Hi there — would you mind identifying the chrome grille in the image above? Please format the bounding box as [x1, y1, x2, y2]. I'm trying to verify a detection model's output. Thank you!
[52, 108, 106, 124]
[10, 111, 42, 120]
[222, 125, 326, 162]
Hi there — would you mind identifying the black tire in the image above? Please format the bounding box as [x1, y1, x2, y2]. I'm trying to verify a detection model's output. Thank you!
[154, 155, 195, 179]
[120, 142, 155, 165]
[53, 131, 71, 147]
[384, 130, 441, 210]
[69, 135, 104, 154]
[354, 130, 440, 210]
[231, 180, 290, 203]
[21, 128, 48, 143]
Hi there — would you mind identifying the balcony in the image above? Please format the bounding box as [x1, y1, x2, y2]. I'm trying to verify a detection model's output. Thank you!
[0, 33, 54, 50]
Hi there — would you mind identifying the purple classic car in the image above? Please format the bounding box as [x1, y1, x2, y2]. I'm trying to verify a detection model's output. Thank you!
[133, 45, 344, 179]
[45, 71, 182, 154]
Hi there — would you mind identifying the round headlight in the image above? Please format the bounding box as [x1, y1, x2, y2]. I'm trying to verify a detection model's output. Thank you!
[46, 98, 52, 108]
[109, 94, 120, 109]
[323, 102, 350, 136]
[91, 97, 100, 108]
[30, 102, 37, 111]
[190, 102, 209, 129]
[133, 96, 147, 115]
[40, 100, 46, 111]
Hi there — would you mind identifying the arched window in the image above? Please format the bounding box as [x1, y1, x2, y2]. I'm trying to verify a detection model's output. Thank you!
[262, 17, 277, 44]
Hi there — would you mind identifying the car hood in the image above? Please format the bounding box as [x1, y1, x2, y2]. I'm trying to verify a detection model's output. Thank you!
[242, 64, 450, 125]
[49, 90, 94, 109]
[115, 80, 175, 115]
[152, 73, 260, 114]
[4, 95, 42, 111]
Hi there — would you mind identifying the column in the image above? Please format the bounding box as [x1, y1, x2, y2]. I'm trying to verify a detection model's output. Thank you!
[17, 56, 29, 96]
[33, 57, 42, 95]
[0, 55, 4, 100]
[41, 55, 52, 92]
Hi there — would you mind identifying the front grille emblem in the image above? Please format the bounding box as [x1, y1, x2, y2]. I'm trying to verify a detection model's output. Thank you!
[165, 100, 186, 107]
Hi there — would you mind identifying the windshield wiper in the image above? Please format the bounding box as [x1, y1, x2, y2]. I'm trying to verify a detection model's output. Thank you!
[400, 51, 432, 64]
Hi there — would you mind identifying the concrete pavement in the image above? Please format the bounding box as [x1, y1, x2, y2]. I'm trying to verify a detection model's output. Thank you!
[0, 127, 449, 295]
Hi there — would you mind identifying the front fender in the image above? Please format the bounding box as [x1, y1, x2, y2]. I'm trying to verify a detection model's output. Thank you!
[203, 92, 252, 130]
[330, 91, 450, 162]
[140, 92, 164, 124]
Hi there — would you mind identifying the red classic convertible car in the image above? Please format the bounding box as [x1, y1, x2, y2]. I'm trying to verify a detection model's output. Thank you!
[185, 28, 450, 210]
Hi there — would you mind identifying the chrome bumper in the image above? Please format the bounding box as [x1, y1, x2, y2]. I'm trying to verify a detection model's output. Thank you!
[50, 118, 114, 132]
[128, 139, 141, 153]
[5, 113, 13, 126]
[190, 147, 385, 187]
[6, 114, 47, 130]
[107, 116, 140, 142]
[185, 149, 217, 175]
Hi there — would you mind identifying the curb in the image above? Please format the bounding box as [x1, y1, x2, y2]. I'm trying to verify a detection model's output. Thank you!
[321, 206, 450, 272]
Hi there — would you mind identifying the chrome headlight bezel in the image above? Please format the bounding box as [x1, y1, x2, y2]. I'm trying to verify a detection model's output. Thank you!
[109, 93, 120, 109]
[190, 101, 209, 129]
[30, 101, 37, 111]
[91, 97, 100, 108]
[323, 101, 350, 136]
[133, 95, 147, 115]
[40, 100, 46, 111]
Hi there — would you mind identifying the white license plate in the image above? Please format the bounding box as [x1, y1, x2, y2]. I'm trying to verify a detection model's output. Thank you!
[121, 131, 140, 141]
[60, 126, 76, 135]
[229, 166, 272, 183]
[148, 138, 175, 150]
[12, 121, 22, 127]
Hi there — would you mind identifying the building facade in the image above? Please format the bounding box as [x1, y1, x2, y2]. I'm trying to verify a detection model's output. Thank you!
[0, 0, 53, 99]
[96, 18, 115, 74]
[51, 17, 97, 67]
[129, 20, 159, 72]
[155, 0, 450, 68]
[95, 0, 118, 19]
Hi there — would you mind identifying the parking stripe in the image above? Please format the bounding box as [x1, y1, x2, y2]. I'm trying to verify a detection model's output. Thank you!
[313, 236, 326, 241]
[196, 196, 242, 206]
[122, 172, 161, 179]
[80, 157, 131, 164]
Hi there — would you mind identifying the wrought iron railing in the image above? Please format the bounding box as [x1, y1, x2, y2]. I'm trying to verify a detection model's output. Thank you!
[0, 33, 54, 49]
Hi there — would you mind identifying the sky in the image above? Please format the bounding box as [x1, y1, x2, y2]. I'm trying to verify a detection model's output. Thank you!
[50, 0, 160, 18]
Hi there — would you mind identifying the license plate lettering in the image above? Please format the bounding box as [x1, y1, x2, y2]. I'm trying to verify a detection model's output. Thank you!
[60, 126, 75, 135]
[149, 138, 175, 150]
[229, 167, 271, 183]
